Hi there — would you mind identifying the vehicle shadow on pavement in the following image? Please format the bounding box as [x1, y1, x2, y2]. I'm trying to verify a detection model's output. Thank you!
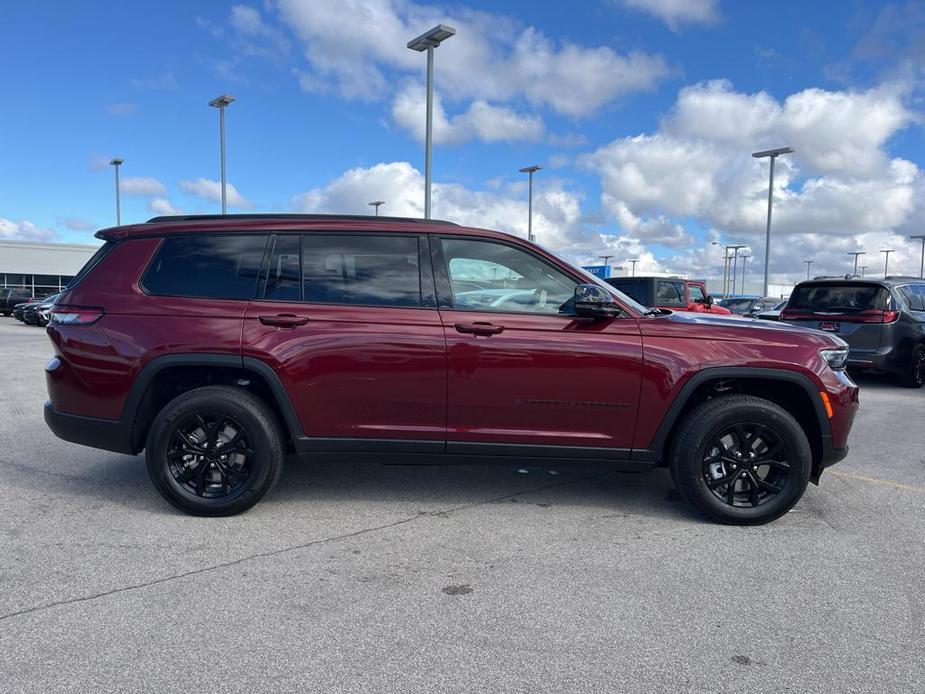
[4, 444, 699, 522]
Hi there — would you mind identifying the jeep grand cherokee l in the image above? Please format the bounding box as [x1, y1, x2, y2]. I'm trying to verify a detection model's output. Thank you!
[44, 214, 858, 524]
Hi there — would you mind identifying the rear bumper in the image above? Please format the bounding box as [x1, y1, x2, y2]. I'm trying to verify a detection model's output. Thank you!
[847, 346, 900, 373]
[43, 401, 134, 455]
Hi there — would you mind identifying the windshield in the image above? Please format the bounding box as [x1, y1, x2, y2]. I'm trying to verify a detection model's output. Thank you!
[788, 283, 889, 312]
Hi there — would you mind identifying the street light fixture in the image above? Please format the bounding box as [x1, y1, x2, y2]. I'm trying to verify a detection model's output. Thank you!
[803, 259, 814, 280]
[752, 146, 794, 297]
[109, 157, 124, 226]
[368, 200, 385, 216]
[910, 235, 925, 279]
[208, 94, 235, 214]
[628, 259, 639, 277]
[519, 165, 542, 243]
[712, 241, 732, 298]
[598, 255, 613, 278]
[881, 249, 894, 278]
[407, 24, 456, 219]
[847, 251, 866, 277]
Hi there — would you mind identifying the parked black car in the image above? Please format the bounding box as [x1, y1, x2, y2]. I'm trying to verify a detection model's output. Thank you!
[12, 301, 32, 322]
[755, 300, 788, 321]
[22, 294, 59, 327]
[719, 296, 784, 317]
[781, 277, 925, 387]
[0, 288, 32, 316]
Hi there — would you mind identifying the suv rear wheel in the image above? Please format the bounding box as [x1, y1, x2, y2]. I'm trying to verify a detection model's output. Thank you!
[900, 344, 925, 389]
[669, 395, 811, 525]
[145, 386, 283, 516]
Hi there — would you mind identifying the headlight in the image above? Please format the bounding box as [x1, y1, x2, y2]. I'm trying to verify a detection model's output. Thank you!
[820, 347, 848, 370]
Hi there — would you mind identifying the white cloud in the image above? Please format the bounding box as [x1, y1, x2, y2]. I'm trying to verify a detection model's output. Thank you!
[121, 176, 167, 197]
[391, 83, 544, 144]
[149, 198, 183, 216]
[275, 0, 670, 118]
[178, 178, 254, 209]
[580, 79, 924, 284]
[0, 219, 55, 242]
[130, 72, 179, 91]
[616, 0, 720, 30]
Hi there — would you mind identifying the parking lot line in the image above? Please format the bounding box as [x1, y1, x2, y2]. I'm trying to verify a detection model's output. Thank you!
[829, 469, 925, 493]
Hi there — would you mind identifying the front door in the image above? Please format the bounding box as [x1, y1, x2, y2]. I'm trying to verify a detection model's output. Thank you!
[242, 232, 446, 449]
[433, 236, 643, 455]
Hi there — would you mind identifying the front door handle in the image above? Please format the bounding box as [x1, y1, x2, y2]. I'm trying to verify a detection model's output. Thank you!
[454, 321, 504, 336]
[259, 314, 309, 328]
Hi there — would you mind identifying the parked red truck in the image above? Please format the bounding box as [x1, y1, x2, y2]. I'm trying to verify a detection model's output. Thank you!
[44, 214, 857, 523]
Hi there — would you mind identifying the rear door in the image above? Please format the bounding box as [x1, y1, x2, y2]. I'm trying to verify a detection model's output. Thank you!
[782, 282, 893, 352]
[242, 232, 446, 448]
[434, 235, 642, 453]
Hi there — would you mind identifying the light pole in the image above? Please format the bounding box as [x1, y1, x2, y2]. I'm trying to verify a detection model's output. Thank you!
[803, 259, 814, 280]
[712, 241, 730, 298]
[407, 24, 456, 219]
[208, 94, 235, 214]
[628, 259, 639, 277]
[598, 255, 613, 277]
[910, 235, 925, 279]
[519, 165, 542, 243]
[728, 245, 747, 296]
[859, 265, 867, 277]
[740, 253, 751, 293]
[752, 146, 794, 297]
[847, 251, 866, 277]
[881, 249, 894, 278]
[110, 157, 124, 226]
[368, 200, 385, 216]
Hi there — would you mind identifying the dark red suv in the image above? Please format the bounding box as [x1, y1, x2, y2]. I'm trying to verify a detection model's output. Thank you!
[44, 215, 858, 524]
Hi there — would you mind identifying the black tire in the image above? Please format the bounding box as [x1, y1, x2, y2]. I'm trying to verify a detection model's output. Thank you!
[145, 385, 284, 516]
[669, 395, 812, 525]
[899, 344, 925, 389]
[2, 312, 10, 317]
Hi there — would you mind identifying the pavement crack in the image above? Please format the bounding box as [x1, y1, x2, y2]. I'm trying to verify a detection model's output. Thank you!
[0, 470, 612, 623]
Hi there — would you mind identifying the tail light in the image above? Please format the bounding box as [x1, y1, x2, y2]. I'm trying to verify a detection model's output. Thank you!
[49, 307, 104, 325]
[781, 309, 898, 323]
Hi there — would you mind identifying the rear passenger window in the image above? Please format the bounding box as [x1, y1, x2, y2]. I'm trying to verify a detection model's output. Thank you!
[264, 235, 301, 301]
[143, 235, 268, 300]
[302, 235, 422, 307]
[901, 286, 925, 311]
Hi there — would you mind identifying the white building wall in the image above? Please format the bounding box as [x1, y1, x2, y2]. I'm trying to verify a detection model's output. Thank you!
[0, 240, 100, 277]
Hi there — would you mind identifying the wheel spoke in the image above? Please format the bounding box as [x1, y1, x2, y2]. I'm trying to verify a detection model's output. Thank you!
[177, 430, 200, 450]
[707, 471, 738, 489]
[175, 463, 200, 484]
[753, 475, 781, 494]
[194, 460, 210, 496]
[745, 474, 760, 506]
[725, 473, 738, 505]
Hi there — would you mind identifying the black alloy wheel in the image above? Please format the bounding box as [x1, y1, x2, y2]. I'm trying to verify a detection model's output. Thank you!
[166, 413, 254, 498]
[702, 423, 790, 509]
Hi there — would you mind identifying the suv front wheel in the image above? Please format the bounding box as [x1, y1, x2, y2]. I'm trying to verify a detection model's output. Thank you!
[669, 395, 812, 525]
[145, 386, 284, 516]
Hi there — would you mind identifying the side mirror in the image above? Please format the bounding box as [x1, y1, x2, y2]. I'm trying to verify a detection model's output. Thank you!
[573, 284, 620, 318]
[705, 295, 715, 307]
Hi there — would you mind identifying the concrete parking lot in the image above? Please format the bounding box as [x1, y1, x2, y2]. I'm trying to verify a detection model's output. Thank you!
[0, 318, 923, 693]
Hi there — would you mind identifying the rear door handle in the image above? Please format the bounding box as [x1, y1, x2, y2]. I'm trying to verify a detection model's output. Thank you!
[454, 321, 504, 336]
[258, 314, 309, 328]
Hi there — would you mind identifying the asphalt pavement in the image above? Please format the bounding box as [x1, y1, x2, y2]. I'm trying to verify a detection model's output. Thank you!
[0, 319, 923, 693]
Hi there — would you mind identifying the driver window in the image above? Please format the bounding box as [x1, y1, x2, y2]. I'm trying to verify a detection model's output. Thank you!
[440, 238, 576, 314]
[689, 285, 706, 303]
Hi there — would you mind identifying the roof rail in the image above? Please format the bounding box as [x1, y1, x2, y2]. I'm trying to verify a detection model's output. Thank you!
[145, 213, 459, 226]
[885, 275, 923, 281]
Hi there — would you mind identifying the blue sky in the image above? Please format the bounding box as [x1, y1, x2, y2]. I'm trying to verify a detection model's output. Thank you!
[2, 0, 924, 287]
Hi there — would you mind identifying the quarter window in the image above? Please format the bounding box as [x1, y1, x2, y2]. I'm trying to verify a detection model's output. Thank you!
[439, 238, 576, 314]
[302, 234, 422, 307]
[143, 235, 268, 300]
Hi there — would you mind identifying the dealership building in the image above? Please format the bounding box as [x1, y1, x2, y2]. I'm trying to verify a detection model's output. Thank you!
[0, 239, 100, 296]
